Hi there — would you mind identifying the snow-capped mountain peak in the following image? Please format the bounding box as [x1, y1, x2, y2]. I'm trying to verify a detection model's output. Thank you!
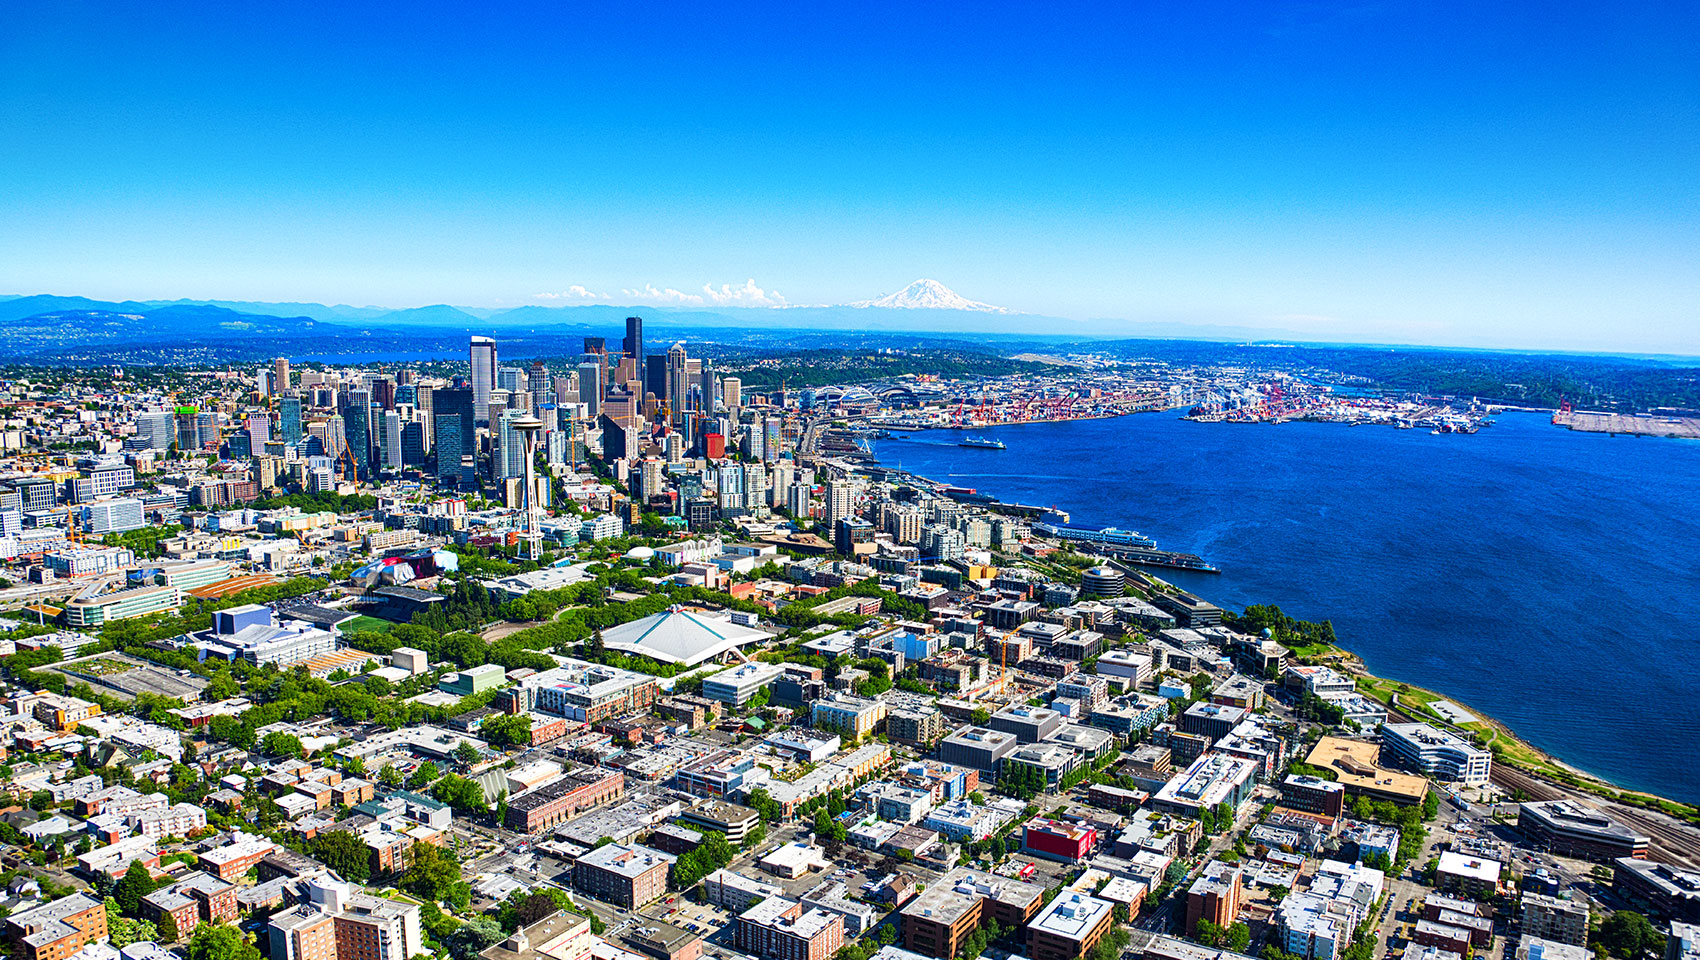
[849, 279, 1009, 313]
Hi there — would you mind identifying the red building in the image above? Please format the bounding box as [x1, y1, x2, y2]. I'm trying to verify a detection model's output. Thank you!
[704, 433, 725, 458]
[505, 769, 626, 833]
[530, 714, 570, 745]
[1023, 819, 1097, 863]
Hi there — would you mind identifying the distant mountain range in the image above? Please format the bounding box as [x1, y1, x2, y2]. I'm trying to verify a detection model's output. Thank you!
[0, 279, 1345, 364]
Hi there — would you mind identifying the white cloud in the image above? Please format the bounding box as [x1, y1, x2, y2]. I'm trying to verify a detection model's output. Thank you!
[617, 279, 789, 308]
[701, 278, 788, 307]
[621, 284, 705, 305]
[532, 285, 608, 302]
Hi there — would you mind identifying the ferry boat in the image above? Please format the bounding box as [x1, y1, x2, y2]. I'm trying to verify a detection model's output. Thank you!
[1108, 547, 1221, 574]
[959, 437, 1006, 449]
[1034, 522, 1156, 549]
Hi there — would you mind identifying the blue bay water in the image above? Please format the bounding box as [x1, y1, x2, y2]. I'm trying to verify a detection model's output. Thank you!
[872, 412, 1700, 803]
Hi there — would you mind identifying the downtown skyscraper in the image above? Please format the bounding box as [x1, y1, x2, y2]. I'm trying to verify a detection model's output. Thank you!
[623, 315, 644, 370]
[470, 335, 497, 425]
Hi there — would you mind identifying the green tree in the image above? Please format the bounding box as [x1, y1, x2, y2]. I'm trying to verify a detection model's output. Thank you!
[454, 740, 482, 768]
[481, 714, 533, 749]
[105, 898, 158, 947]
[446, 917, 505, 960]
[408, 761, 441, 789]
[157, 910, 180, 943]
[431, 774, 489, 814]
[402, 841, 470, 909]
[260, 732, 305, 759]
[1597, 911, 1664, 959]
[1227, 923, 1252, 953]
[187, 924, 262, 960]
[203, 673, 241, 702]
[377, 764, 403, 788]
[115, 860, 156, 916]
[746, 787, 782, 823]
[310, 830, 374, 882]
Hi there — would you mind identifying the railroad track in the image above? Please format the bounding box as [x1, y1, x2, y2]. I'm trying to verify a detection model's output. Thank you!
[1490, 754, 1700, 867]
[1381, 700, 1700, 868]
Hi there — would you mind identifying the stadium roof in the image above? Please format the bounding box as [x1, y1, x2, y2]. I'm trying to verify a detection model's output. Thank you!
[599, 606, 770, 665]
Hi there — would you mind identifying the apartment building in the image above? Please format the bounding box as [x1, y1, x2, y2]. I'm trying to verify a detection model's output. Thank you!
[574, 843, 675, 909]
[1521, 894, 1587, 947]
[1027, 893, 1115, 960]
[268, 876, 423, 960]
[141, 871, 238, 939]
[734, 897, 844, 960]
[7, 894, 107, 960]
[811, 695, 888, 740]
[199, 831, 279, 881]
[898, 868, 1046, 959]
[1186, 862, 1243, 937]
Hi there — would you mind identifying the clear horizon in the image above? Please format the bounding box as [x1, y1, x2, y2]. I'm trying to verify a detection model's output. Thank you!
[2, 2, 1696, 353]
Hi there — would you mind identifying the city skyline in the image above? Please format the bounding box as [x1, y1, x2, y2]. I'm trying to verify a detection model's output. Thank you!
[2, 2, 1697, 354]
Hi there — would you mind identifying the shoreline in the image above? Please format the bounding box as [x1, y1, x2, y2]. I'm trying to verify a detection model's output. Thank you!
[863, 425, 1700, 826]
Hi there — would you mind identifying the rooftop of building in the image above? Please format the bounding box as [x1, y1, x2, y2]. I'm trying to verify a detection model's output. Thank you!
[1303, 736, 1430, 801]
[1521, 800, 1649, 842]
[1383, 722, 1487, 753]
[739, 896, 841, 938]
[682, 799, 759, 825]
[1029, 892, 1112, 941]
[577, 842, 675, 877]
[898, 866, 1045, 926]
[1437, 851, 1503, 883]
[942, 725, 1016, 748]
[598, 606, 771, 666]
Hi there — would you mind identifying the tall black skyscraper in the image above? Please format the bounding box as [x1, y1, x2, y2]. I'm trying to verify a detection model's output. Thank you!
[435, 387, 475, 455]
[644, 354, 668, 402]
[623, 315, 644, 369]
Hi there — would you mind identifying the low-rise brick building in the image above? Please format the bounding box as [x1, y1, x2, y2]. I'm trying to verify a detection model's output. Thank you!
[573, 843, 674, 909]
[506, 768, 625, 833]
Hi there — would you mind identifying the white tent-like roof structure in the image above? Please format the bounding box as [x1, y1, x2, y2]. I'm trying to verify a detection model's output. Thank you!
[599, 606, 771, 665]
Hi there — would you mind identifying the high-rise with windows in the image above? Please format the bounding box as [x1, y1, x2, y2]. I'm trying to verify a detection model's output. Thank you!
[716, 460, 744, 512]
[275, 396, 303, 445]
[624, 315, 644, 369]
[433, 414, 463, 484]
[497, 409, 529, 480]
[825, 479, 854, 530]
[527, 362, 551, 410]
[401, 421, 425, 466]
[576, 361, 603, 418]
[644, 354, 668, 402]
[469, 336, 497, 425]
[666, 342, 689, 424]
[135, 411, 174, 451]
[378, 411, 403, 471]
[341, 391, 372, 479]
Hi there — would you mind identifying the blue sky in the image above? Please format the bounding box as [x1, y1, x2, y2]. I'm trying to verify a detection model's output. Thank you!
[1, 1, 1696, 351]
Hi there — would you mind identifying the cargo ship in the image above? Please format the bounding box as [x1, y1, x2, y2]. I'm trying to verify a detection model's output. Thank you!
[959, 437, 1006, 449]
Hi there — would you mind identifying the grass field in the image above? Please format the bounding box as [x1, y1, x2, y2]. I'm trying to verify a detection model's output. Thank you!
[341, 615, 396, 634]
